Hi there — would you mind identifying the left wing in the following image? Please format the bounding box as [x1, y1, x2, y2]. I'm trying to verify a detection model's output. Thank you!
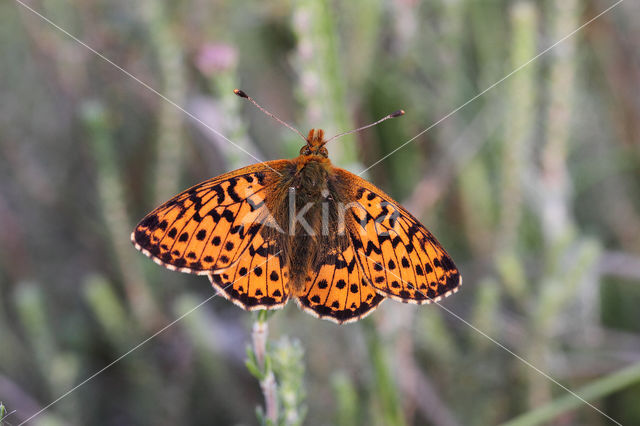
[131, 161, 289, 274]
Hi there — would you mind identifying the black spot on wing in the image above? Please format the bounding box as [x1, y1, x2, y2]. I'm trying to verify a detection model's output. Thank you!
[140, 214, 159, 229]
[134, 229, 151, 247]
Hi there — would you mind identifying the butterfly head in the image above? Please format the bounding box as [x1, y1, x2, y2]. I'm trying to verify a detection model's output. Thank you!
[300, 128, 329, 157]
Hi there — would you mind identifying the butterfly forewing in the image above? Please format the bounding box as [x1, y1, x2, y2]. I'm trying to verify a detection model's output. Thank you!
[132, 161, 288, 274]
[335, 169, 461, 304]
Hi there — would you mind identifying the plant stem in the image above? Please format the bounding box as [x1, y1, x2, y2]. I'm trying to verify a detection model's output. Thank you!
[501, 361, 640, 426]
[137, 0, 187, 205]
[82, 102, 159, 329]
[498, 1, 538, 250]
[252, 315, 278, 424]
[261, 371, 279, 425]
[364, 321, 406, 426]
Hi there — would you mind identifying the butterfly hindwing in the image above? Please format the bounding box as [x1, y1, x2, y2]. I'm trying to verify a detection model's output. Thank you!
[297, 242, 385, 324]
[336, 169, 461, 304]
[132, 161, 289, 274]
[208, 234, 290, 310]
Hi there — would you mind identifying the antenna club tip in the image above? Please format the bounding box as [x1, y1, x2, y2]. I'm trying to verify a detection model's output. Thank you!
[391, 109, 405, 118]
[234, 89, 248, 98]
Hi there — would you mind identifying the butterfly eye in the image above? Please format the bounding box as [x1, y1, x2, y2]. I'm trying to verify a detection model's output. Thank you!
[300, 146, 311, 155]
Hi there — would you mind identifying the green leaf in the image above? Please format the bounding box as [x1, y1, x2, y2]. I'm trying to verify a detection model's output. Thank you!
[245, 358, 264, 381]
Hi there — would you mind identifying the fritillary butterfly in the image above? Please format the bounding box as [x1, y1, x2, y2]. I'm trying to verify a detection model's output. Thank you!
[132, 90, 461, 324]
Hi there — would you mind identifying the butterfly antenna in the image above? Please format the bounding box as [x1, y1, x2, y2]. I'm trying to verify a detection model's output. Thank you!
[323, 109, 405, 144]
[234, 89, 308, 143]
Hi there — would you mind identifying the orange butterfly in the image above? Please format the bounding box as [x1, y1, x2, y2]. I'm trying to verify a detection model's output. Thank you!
[132, 90, 461, 324]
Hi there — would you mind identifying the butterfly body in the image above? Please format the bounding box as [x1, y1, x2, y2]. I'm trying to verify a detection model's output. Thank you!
[133, 127, 461, 323]
[261, 136, 346, 295]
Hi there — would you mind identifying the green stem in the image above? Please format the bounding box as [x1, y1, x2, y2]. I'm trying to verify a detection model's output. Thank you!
[364, 322, 406, 426]
[332, 373, 359, 426]
[137, 0, 187, 204]
[82, 102, 158, 328]
[498, 1, 538, 250]
[0, 402, 7, 424]
[501, 361, 640, 426]
[291, 0, 357, 168]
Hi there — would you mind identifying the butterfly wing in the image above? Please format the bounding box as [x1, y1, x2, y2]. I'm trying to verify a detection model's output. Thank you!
[132, 161, 287, 273]
[296, 241, 385, 324]
[335, 168, 461, 304]
[208, 234, 290, 310]
[132, 160, 292, 309]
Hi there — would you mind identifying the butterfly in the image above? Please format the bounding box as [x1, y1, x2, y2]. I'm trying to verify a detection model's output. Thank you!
[132, 89, 461, 324]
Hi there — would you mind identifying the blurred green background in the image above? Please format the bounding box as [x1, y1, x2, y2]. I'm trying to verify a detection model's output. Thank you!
[1, 0, 640, 425]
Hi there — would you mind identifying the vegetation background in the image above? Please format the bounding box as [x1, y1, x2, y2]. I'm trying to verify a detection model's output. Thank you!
[1, 0, 639, 425]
